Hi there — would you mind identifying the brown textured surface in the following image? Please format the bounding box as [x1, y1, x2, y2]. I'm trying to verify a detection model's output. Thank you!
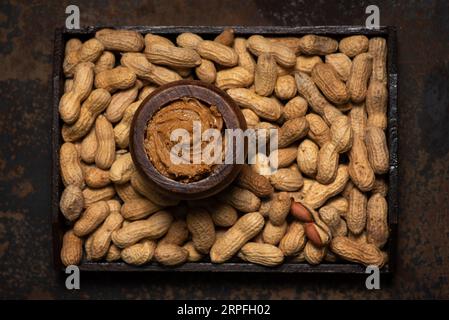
[0, 0, 448, 299]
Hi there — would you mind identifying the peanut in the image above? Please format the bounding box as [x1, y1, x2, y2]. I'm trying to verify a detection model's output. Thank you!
[368, 37, 388, 85]
[325, 53, 352, 81]
[304, 241, 326, 265]
[247, 35, 296, 68]
[154, 243, 188, 266]
[365, 126, 389, 174]
[290, 201, 313, 223]
[130, 171, 180, 206]
[115, 182, 141, 202]
[303, 165, 349, 209]
[95, 66, 136, 92]
[262, 220, 287, 245]
[339, 35, 369, 57]
[210, 212, 264, 263]
[121, 52, 182, 85]
[268, 192, 291, 225]
[112, 210, 173, 248]
[74, 200, 110, 237]
[270, 168, 303, 192]
[274, 75, 297, 101]
[279, 221, 306, 256]
[160, 219, 189, 246]
[278, 117, 309, 148]
[63, 38, 83, 76]
[304, 222, 330, 248]
[121, 240, 156, 265]
[109, 152, 135, 184]
[105, 82, 140, 123]
[105, 244, 121, 262]
[121, 198, 162, 220]
[220, 186, 261, 213]
[145, 42, 201, 68]
[94, 115, 115, 170]
[297, 139, 319, 177]
[241, 109, 260, 128]
[283, 97, 308, 122]
[275, 146, 298, 168]
[371, 177, 388, 197]
[347, 53, 373, 103]
[60, 142, 84, 188]
[214, 28, 235, 46]
[294, 71, 334, 116]
[366, 80, 388, 130]
[176, 32, 203, 49]
[113, 99, 142, 149]
[348, 137, 375, 192]
[236, 165, 273, 198]
[60, 185, 84, 221]
[59, 62, 94, 124]
[215, 66, 254, 90]
[61, 230, 83, 266]
[366, 193, 389, 248]
[305, 114, 331, 147]
[82, 185, 115, 207]
[94, 51, 115, 74]
[186, 207, 215, 254]
[330, 236, 385, 267]
[138, 85, 158, 100]
[319, 205, 347, 237]
[268, 37, 301, 54]
[234, 38, 256, 74]
[299, 35, 338, 55]
[295, 55, 323, 74]
[62, 88, 112, 142]
[183, 241, 204, 262]
[80, 126, 97, 163]
[91, 210, 124, 260]
[227, 88, 282, 121]
[349, 102, 367, 139]
[312, 63, 349, 105]
[195, 59, 217, 83]
[208, 202, 238, 227]
[95, 28, 144, 52]
[238, 243, 284, 267]
[347, 187, 367, 235]
[83, 165, 111, 188]
[254, 53, 277, 96]
[197, 40, 238, 67]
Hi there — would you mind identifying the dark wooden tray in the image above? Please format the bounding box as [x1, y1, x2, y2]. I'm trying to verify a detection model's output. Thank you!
[52, 26, 398, 274]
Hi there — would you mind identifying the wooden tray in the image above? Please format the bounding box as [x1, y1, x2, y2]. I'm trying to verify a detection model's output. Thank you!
[52, 26, 398, 274]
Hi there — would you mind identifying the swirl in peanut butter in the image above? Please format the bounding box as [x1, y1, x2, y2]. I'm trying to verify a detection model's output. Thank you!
[145, 98, 223, 183]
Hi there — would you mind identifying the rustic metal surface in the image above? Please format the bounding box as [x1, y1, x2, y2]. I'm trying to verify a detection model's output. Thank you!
[0, 0, 448, 299]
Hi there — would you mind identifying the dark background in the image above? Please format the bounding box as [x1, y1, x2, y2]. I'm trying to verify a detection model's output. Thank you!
[0, 0, 448, 299]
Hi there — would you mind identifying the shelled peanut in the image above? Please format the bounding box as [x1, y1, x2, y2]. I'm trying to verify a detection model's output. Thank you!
[58, 29, 389, 269]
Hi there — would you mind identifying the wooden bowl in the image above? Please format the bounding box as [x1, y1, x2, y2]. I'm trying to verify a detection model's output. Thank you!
[130, 80, 247, 200]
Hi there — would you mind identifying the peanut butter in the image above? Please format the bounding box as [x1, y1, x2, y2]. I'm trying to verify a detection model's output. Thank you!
[145, 98, 223, 183]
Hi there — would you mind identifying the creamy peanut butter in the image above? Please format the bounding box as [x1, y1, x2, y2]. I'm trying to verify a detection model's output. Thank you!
[145, 98, 224, 183]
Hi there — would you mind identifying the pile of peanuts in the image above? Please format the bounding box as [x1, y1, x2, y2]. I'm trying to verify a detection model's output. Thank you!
[59, 28, 389, 268]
